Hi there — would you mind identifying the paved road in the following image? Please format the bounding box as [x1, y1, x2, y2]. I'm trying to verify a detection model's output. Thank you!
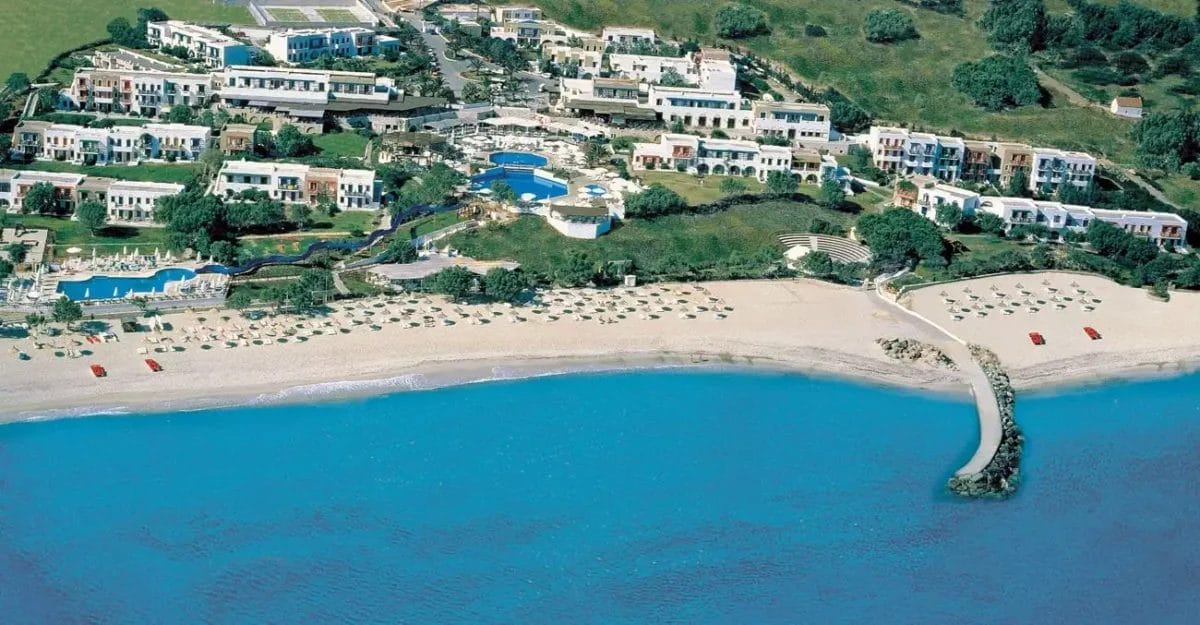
[387, 9, 551, 103]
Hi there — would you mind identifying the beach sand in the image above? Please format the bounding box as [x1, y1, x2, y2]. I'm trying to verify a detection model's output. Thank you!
[4, 273, 1200, 420]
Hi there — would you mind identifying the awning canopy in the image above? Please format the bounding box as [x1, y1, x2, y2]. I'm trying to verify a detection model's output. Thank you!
[481, 116, 541, 129]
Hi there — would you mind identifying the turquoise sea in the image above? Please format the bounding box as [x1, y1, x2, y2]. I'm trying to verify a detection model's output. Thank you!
[1, 371, 1198, 624]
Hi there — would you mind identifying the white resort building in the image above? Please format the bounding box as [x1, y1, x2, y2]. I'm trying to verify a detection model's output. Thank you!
[266, 28, 400, 64]
[555, 48, 831, 147]
[894, 176, 1188, 248]
[629, 134, 795, 182]
[866, 126, 1097, 193]
[0, 170, 182, 222]
[12, 121, 211, 164]
[102, 181, 187, 223]
[214, 160, 380, 210]
[146, 21, 255, 69]
[602, 27, 657, 46]
[69, 68, 214, 117]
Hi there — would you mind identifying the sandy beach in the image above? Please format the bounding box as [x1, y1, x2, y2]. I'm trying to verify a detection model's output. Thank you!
[4, 273, 1200, 420]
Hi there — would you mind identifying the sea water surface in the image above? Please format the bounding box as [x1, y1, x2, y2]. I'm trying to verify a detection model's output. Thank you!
[1, 371, 1197, 624]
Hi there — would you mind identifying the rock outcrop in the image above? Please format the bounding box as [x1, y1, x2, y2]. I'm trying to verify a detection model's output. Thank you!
[947, 346, 1023, 499]
[876, 338, 956, 369]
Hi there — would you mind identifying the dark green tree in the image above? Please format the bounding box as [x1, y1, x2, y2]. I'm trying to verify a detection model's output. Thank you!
[818, 178, 846, 208]
[623, 184, 688, 218]
[75, 200, 108, 234]
[865, 9, 918, 43]
[22, 182, 58, 215]
[952, 55, 1041, 111]
[52, 297, 83, 331]
[482, 267, 526, 302]
[714, 3, 770, 38]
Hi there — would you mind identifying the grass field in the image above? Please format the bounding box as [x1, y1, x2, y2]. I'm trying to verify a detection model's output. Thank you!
[5, 162, 201, 184]
[525, 0, 1141, 161]
[316, 8, 363, 22]
[313, 132, 369, 159]
[0, 0, 252, 81]
[266, 8, 309, 22]
[449, 200, 853, 276]
[638, 171, 764, 205]
[10, 214, 170, 260]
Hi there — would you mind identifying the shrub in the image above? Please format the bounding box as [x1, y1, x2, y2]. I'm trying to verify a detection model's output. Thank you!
[865, 9, 918, 44]
[804, 24, 827, 38]
[952, 55, 1041, 111]
[714, 3, 770, 39]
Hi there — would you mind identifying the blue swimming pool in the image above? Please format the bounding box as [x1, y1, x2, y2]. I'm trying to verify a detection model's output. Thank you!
[471, 167, 568, 201]
[489, 151, 549, 167]
[57, 268, 196, 301]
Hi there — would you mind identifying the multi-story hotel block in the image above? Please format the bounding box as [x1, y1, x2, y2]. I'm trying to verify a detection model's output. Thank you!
[70, 68, 213, 117]
[544, 43, 603, 75]
[266, 28, 400, 65]
[601, 27, 657, 46]
[866, 127, 1097, 193]
[555, 47, 830, 146]
[895, 176, 1188, 248]
[92, 48, 186, 73]
[1030, 148, 1097, 194]
[146, 21, 255, 69]
[630, 134, 799, 182]
[214, 160, 380, 210]
[493, 5, 543, 22]
[218, 65, 447, 132]
[0, 170, 86, 213]
[12, 121, 211, 165]
[437, 3, 493, 24]
[892, 175, 982, 219]
[0, 170, 183, 222]
[219, 65, 393, 108]
[751, 101, 831, 143]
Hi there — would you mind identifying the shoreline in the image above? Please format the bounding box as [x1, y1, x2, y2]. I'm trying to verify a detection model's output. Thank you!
[8, 347, 1200, 424]
[6, 274, 1200, 423]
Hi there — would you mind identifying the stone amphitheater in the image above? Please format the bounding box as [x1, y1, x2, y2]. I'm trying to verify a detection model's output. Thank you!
[779, 233, 872, 264]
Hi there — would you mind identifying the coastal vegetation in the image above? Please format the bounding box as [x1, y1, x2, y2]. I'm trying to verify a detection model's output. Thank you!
[450, 199, 853, 285]
[864, 9, 919, 44]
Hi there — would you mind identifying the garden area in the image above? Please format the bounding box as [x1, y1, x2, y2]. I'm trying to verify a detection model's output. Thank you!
[449, 200, 854, 282]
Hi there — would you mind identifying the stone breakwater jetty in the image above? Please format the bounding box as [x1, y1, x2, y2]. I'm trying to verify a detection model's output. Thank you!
[876, 338, 957, 370]
[948, 346, 1024, 499]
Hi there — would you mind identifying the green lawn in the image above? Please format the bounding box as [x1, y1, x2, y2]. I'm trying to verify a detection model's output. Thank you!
[313, 132, 369, 159]
[397, 211, 466, 239]
[1153, 174, 1200, 207]
[318, 210, 379, 233]
[528, 0, 1138, 161]
[449, 200, 852, 277]
[316, 9, 363, 23]
[10, 214, 170, 260]
[266, 8, 310, 22]
[6, 161, 200, 184]
[638, 171, 764, 205]
[0, 0, 252, 81]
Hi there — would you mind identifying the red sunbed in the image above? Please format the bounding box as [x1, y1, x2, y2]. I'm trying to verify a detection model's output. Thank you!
[1083, 326, 1101, 340]
[90, 364, 107, 378]
[1028, 332, 1045, 346]
[145, 358, 163, 372]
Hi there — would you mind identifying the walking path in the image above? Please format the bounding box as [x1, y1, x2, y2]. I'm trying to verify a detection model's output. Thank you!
[871, 274, 1003, 477]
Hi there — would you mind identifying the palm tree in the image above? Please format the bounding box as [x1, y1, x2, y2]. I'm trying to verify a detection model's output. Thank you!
[24, 313, 46, 339]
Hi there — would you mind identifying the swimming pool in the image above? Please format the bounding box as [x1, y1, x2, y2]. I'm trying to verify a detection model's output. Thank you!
[57, 268, 197, 301]
[471, 167, 568, 201]
[489, 151, 549, 167]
